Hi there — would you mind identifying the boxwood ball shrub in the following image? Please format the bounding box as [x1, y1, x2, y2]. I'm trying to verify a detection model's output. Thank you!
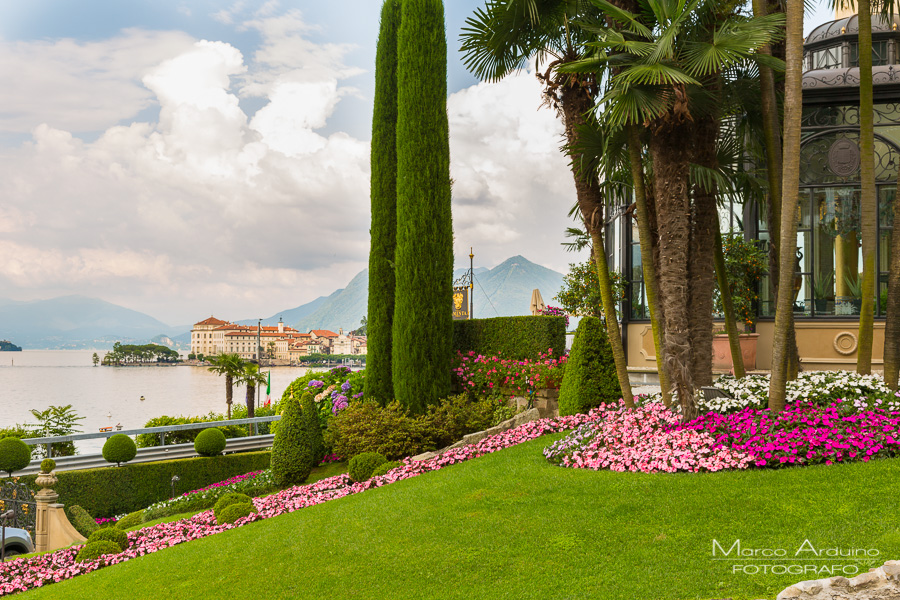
[213, 492, 253, 521]
[194, 428, 227, 457]
[348, 452, 388, 483]
[217, 501, 257, 526]
[558, 316, 622, 416]
[115, 510, 144, 530]
[66, 505, 100, 538]
[41, 458, 56, 473]
[270, 397, 313, 487]
[102, 434, 137, 466]
[370, 460, 400, 478]
[87, 527, 129, 551]
[0, 436, 32, 476]
[75, 540, 121, 564]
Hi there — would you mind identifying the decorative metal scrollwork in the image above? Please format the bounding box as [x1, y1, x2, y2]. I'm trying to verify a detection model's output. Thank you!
[799, 131, 900, 185]
[0, 480, 37, 535]
[803, 65, 898, 90]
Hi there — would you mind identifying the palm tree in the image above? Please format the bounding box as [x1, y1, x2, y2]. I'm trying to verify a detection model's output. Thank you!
[208, 354, 245, 419]
[461, 0, 634, 406]
[768, 0, 803, 411]
[238, 362, 268, 420]
[568, 0, 782, 417]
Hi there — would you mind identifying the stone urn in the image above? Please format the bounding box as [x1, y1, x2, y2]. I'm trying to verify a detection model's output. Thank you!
[34, 462, 59, 503]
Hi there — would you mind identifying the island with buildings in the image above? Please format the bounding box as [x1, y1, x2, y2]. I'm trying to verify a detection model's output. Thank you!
[0, 340, 22, 351]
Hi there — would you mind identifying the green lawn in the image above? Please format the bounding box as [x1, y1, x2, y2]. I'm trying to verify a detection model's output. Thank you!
[20, 434, 900, 600]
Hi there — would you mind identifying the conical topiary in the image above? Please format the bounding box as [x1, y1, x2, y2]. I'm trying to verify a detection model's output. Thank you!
[270, 396, 313, 487]
[300, 391, 325, 465]
[558, 316, 622, 416]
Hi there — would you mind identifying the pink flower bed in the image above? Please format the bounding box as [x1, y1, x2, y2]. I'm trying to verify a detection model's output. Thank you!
[681, 401, 900, 467]
[452, 350, 566, 396]
[544, 402, 754, 473]
[0, 413, 590, 597]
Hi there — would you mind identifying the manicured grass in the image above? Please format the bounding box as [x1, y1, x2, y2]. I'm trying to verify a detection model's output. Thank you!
[19, 434, 900, 600]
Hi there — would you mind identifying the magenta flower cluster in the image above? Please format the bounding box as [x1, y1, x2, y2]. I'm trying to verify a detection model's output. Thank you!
[681, 400, 900, 467]
[544, 402, 753, 473]
[0, 413, 592, 596]
[452, 350, 566, 397]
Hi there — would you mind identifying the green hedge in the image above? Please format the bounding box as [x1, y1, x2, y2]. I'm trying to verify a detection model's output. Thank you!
[21, 451, 270, 518]
[452, 316, 566, 361]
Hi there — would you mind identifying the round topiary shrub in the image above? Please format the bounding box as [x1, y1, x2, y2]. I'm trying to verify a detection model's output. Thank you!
[75, 540, 122, 563]
[87, 526, 129, 551]
[213, 492, 253, 520]
[40, 458, 56, 473]
[216, 502, 257, 526]
[194, 428, 227, 457]
[270, 397, 313, 487]
[348, 452, 388, 482]
[115, 510, 144, 531]
[0, 437, 32, 477]
[66, 505, 100, 538]
[370, 460, 399, 478]
[102, 434, 137, 466]
[558, 316, 622, 416]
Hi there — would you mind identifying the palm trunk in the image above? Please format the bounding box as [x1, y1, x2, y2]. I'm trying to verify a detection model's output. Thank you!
[226, 374, 233, 419]
[688, 116, 718, 388]
[885, 166, 900, 389]
[768, 0, 803, 412]
[649, 116, 697, 419]
[857, 0, 876, 374]
[627, 125, 672, 405]
[559, 81, 633, 407]
[247, 384, 256, 419]
[715, 224, 746, 378]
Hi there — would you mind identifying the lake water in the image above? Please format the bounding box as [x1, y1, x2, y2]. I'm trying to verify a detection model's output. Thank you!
[0, 350, 334, 454]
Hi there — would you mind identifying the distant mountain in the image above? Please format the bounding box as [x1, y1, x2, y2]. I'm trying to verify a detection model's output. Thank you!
[293, 270, 369, 334]
[0, 295, 174, 349]
[284, 256, 565, 333]
[236, 292, 337, 328]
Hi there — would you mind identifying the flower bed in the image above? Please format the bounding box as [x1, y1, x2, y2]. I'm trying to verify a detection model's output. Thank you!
[0, 413, 589, 596]
[544, 402, 753, 473]
[141, 470, 276, 522]
[452, 350, 566, 397]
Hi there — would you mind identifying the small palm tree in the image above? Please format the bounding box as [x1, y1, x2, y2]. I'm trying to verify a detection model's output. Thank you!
[238, 363, 268, 420]
[208, 354, 245, 419]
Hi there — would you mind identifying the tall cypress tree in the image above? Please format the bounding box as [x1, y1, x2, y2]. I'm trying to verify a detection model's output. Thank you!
[393, 0, 453, 414]
[365, 0, 402, 405]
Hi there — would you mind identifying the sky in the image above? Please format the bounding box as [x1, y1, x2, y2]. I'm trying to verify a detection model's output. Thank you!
[0, 0, 837, 327]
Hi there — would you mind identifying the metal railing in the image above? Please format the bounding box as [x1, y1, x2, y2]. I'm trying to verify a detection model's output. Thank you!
[18, 416, 281, 475]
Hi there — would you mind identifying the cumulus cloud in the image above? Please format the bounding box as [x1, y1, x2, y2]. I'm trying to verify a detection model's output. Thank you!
[0, 29, 196, 133]
[0, 13, 576, 326]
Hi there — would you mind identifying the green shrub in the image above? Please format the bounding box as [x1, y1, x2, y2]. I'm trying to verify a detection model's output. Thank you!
[22, 451, 270, 519]
[102, 434, 136, 466]
[216, 502, 257, 526]
[423, 394, 498, 449]
[301, 391, 325, 464]
[325, 400, 431, 461]
[213, 492, 253, 520]
[558, 316, 621, 416]
[0, 437, 32, 476]
[87, 527, 129, 551]
[348, 452, 388, 482]
[370, 460, 400, 478]
[270, 397, 313, 487]
[66, 505, 100, 537]
[115, 510, 144, 530]
[40, 458, 56, 473]
[194, 428, 227, 457]
[452, 316, 566, 361]
[75, 540, 122, 564]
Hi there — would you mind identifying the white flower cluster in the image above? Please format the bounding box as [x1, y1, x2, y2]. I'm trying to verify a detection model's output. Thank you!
[645, 371, 900, 415]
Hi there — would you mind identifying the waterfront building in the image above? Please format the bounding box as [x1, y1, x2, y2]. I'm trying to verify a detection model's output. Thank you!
[191, 319, 366, 359]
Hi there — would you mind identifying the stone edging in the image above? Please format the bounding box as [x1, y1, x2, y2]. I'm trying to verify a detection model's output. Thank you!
[776, 560, 900, 599]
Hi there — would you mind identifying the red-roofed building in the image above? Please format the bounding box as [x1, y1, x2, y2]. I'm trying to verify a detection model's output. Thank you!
[191, 317, 301, 360]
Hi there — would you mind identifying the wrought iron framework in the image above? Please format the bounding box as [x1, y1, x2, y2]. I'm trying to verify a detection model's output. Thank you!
[0, 480, 36, 536]
[798, 130, 900, 185]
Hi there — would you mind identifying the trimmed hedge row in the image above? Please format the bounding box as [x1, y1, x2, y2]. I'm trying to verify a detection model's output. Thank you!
[452, 316, 566, 361]
[21, 451, 271, 518]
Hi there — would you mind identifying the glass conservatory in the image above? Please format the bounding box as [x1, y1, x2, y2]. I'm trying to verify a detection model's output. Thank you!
[620, 11, 897, 374]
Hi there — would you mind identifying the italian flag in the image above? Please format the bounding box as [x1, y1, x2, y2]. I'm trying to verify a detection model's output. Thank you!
[264, 371, 271, 407]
